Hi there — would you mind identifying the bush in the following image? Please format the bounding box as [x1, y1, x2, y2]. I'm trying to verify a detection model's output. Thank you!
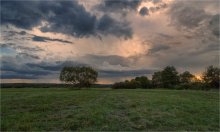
[174, 82, 210, 90]
[112, 79, 141, 89]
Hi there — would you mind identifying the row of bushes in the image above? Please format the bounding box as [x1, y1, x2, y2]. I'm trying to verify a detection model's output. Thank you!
[112, 76, 152, 89]
[112, 65, 219, 90]
[112, 81, 208, 90]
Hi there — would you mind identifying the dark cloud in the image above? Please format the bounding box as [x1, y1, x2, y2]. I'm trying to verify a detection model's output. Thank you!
[99, 69, 156, 77]
[148, 44, 170, 54]
[189, 43, 219, 56]
[0, 43, 15, 48]
[32, 36, 73, 44]
[97, 15, 133, 39]
[1, 55, 155, 80]
[32, 36, 46, 42]
[1, 1, 97, 37]
[1, 56, 51, 79]
[169, 1, 209, 29]
[209, 14, 220, 37]
[1, 74, 38, 79]
[166, 53, 218, 70]
[149, 3, 167, 13]
[1, 1, 133, 39]
[39, 1, 97, 37]
[26, 61, 88, 72]
[1, 1, 43, 29]
[139, 7, 149, 16]
[1, 56, 88, 79]
[84, 54, 131, 67]
[168, 0, 219, 42]
[97, 0, 142, 12]
[1, 30, 33, 42]
[2, 30, 73, 44]
[19, 31, 27, 35]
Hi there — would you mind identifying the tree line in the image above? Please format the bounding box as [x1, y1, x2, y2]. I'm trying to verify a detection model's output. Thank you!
[59, 65, 219, 90]
[112, 65, 220, 90]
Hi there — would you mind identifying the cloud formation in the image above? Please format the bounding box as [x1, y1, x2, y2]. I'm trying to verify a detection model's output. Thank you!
[1, 0, 133, 39]
[1, 0, 219, 83]
[169, 1, 209, 29]
[209, 14, 220, 37]
[139, 7, 149, 16]
[97, 0, 142, 12]
[97, 15, 133, 39]
[32, 36, 73, 44]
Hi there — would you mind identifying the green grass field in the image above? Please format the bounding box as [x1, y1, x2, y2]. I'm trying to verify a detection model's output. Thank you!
[1, 88, 219, 131]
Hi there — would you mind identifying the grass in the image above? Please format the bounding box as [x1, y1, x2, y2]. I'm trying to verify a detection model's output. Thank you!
[1, 88, 219, 131]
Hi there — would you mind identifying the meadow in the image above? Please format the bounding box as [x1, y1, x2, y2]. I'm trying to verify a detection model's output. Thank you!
[1, 88, 219, 131]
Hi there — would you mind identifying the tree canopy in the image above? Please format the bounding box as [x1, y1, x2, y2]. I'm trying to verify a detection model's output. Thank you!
[135, 76, 151, 88]
[152, 71, 162, 88]
[60, 66, 98, 88]
[202, 65, 220, 88]
[180, 71, 195, 84]
[161, 66, 180, 88]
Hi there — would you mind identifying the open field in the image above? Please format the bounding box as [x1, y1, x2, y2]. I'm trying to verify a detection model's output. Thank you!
[1, 88, 219, 131]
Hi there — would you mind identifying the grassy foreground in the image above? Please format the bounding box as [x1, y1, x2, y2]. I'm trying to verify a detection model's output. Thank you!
[1, 88, 219, 131]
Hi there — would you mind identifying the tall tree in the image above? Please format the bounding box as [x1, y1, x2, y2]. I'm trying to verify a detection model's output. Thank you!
[180, 71, 195, 84]
[135, 76, 151, 88]
[152, 71, 162, 88]
[161, 66, 179, 88]
[60, 66, 98, 88]
[202, 65, 220, 88]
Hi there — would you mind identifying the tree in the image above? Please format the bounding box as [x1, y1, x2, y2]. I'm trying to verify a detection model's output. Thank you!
[135, 76, 151, 88]
[161, 66, 179, 88]
[129, 79, 141, 88]
[152, 71, 162, 88]
[202, 65, 220, 88]
[179, 71, 195, 84]
[60, 66, 98, 88]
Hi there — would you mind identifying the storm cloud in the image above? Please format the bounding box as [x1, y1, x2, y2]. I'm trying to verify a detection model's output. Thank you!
[1, 1, 43, 29]
[1, 0, 133, 39]
[97, 0, 142, 12]
[1, 57, 87, 79]
[97, 15, 133, 39]
[1, 56, 51, 79]
[99, 69, 156, 77]
[83, 54, 131, 67]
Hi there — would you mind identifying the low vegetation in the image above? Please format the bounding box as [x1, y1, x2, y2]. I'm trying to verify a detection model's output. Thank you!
[113, 65, 219, 90]
[1, 88, 219, 131]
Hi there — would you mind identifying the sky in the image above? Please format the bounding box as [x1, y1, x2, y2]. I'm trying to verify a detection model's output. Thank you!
[0, 0, 219, 84]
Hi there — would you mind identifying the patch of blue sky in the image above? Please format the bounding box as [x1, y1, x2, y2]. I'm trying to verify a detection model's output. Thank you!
[0, 47, 17, 56]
